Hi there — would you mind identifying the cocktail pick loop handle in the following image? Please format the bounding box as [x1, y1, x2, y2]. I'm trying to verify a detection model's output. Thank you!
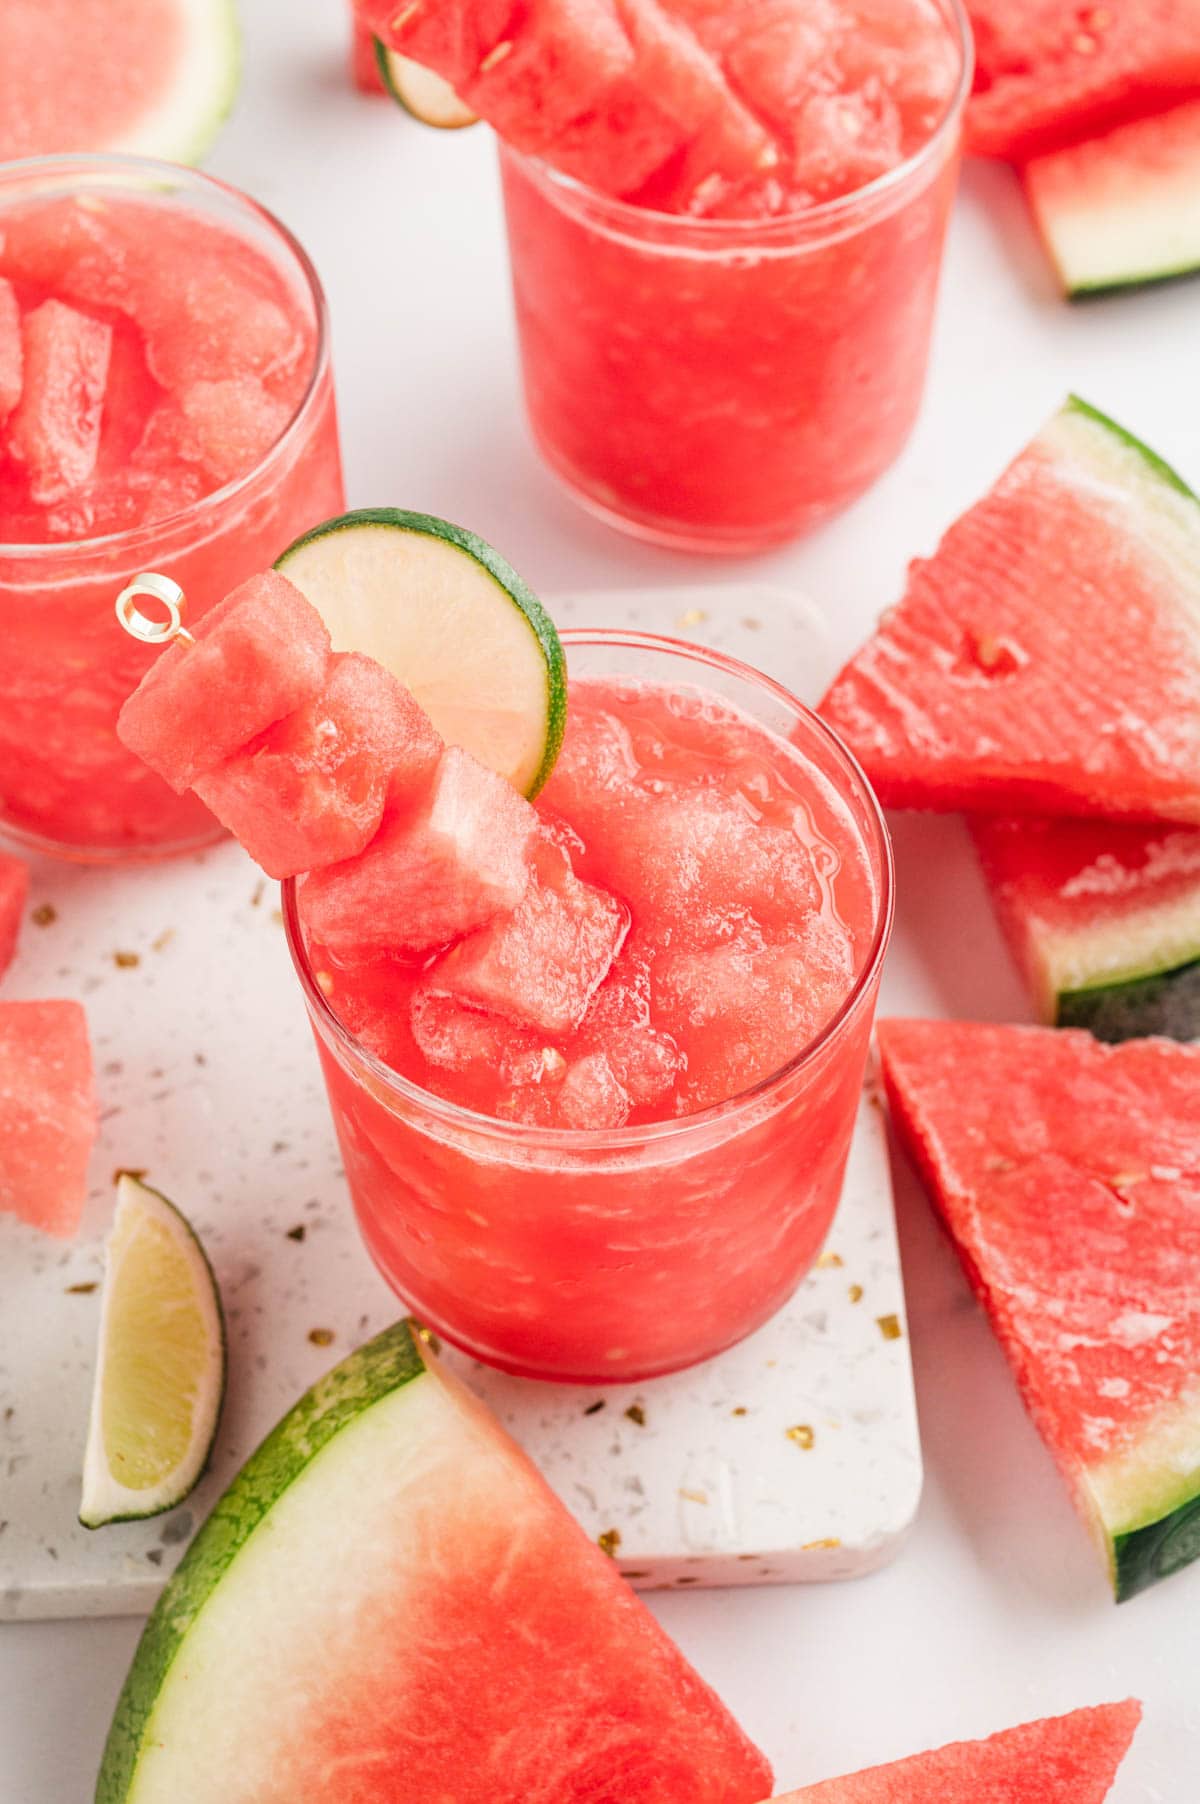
[115, 573, 196, 647]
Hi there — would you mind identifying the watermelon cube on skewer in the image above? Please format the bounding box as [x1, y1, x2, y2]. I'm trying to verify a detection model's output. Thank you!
[771, 1699, 1140, 1802]
[0, 855, 29, 981]
[300, 745, 538, 955]
[878, 1017, 1200, 1599]
[820, 397, 1200, 825]
[971, 814, 1200, 1042]
[0, 999, 97, 1238]
[117, 571, 332, 793]
[5, 298, 112, 503]
[194, 652, 443, 879]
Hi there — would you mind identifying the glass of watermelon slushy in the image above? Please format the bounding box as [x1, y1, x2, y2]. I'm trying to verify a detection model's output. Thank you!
[284, 632, 893, 1382]
[498, 0, 971, 553]
[0, 155, 344, 861]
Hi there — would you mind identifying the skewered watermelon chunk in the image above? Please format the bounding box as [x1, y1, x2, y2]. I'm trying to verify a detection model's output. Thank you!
[0, 278, 21, 421]
[0, 999, 97, 1238]
[0, 855, 28, 981]
[878, 1018, 1200, 1600]
[118, 572, 332, 793]
[820, 398, 1200, 825]
[300, 745, 537, 955]
[772, 1700, 1140, 1802]
[966, 0, 1200, 160]
[972, 815, 1200, 1042]
[193, 653, 443, 879]
[5, 299, 111, 503]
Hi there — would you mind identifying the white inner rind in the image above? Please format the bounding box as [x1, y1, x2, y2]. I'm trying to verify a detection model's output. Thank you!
[1083, 1375, 1200, 1539]
[1030, 888, 1200, 1007]
[109, 0, 241, 164]
[280, 524, 553, 794]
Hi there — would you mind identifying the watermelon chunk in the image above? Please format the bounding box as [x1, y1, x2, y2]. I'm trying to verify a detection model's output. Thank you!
[299, 746, 537, 956]
[428, 860, 629, 1036]
[117, 572, 333, 793]
[820, 398, 1200, 824]
[5, 299, 112, 503]
[98, 1320, 774, 1803]
[0, 854, 29, 980]
[966, 0, 1200, 160]
[350, 13, 387, 91]
[877, 1017, 1200, 1599]
[1024, 98, 1200, 296]
[0, 999, 97, 1238]
[176, 376, 293, 486]
[972, 815, 1200, 1042]
[772, 1700, 1140, 1802]
[193, 653, 443, 879]
[554, 1048, 631, 1128]
[0, 278, 21, 421]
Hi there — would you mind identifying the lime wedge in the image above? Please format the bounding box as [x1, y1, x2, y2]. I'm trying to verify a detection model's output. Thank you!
[374, 39, 479, 129]
[80, 1175, 226, 1530]
[276, 508, 567, 798]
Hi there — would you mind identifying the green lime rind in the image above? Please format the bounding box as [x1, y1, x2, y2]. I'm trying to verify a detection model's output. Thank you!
[1065, 395, 1199, 503]
[277, 507, 568, 799]
[96, 1320, 429, 1804]
[1113, 1490, 1200, 1602]
[80, 1176, 228, 1532]
[1057, 957, 1200, 1045]
[372, 38, 479, 129]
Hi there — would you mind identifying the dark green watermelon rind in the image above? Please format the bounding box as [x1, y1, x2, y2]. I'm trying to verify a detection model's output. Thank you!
[1066, 262, 1200, 302]
[1064, 396, 1200, 503]
[1057, 956, 1200, 1043]
[1112, 1491, 1200, 1602]
[277, 507, 568, 799]
[95, 1320, 428, 1804]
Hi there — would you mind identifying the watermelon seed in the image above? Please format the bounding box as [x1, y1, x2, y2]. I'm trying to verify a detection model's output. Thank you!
[787, 1424, 815, 1450]
[876, 1313, 903, 1341]
[65, 1281, 98, 1295]
[31, 904, 56, 927]
[479, 39, 514, 73]
[308, 1328, 334, 1348]
[849, 1284, 864, 1303]
[113, 950, 140, 969]
[597, 1529, 621, 1558]
[286, 1225, 306, 1243]
[731, 1407, 747, 1417]
[583, 1400, 605, 1416]
[624, 1404, 646, 1427]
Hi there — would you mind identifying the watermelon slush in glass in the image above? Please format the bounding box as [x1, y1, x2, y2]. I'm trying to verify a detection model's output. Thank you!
[498, 0, 972, 552]
[0, 156, 344, 860]
[285, 633, 893, 1382]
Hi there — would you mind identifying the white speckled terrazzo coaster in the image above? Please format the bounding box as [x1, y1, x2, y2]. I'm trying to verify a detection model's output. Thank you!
[0, 586, 920, 1621]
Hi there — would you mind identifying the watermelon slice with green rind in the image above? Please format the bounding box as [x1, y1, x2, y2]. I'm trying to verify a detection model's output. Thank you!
[97, 1318, 773, 1803]
[966, 0, 1200, 160]
[972, 815, 1200, 1042]
[1024, 98, 1200, 296]
[771, 1700, 1140, 1802]
[820, 397, 1200, 825]
[878, 1018, 1200, 1600]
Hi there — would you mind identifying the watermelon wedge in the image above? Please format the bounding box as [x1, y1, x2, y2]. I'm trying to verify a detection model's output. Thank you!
[0, 999, 97, 1238]
[966, 0, 1200, 160]
[972, 815, 1200, 1042]
[771, 1700, 1141, 1802]
[97, 1319, 773, 1803]
[877, 1018, 1200, 1600]
[819, 398, 1200, 824]
[0, 855, 28, 981]
[1024, 98, 1200, 296]
[0, 0, 240, 164]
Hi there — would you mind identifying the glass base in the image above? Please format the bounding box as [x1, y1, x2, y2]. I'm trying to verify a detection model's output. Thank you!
[0, 815, 226, 866]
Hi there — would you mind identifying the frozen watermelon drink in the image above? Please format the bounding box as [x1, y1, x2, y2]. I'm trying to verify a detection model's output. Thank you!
[361, 0, 971, 551]
[0, 155, 344, 860]
[117, 513, 891, 1381]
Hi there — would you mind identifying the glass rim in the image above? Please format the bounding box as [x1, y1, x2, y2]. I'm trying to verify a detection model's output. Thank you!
[0, 151, 332, 561]
[500, 0, 973, 246]
[282, 626, 895, 1151]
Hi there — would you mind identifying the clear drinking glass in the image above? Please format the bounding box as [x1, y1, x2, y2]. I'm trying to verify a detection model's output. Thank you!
[285, 631, 894, 1383]
[0, 154, 345, 861]
[498, 0, 972, 554]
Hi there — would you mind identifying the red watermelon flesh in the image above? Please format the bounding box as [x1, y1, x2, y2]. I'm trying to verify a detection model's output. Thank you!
[0, 999, 97, 1238]
[299, 745, 538, 956]
[966, 1, 1200, 161]
[0, 278, 21, 421]
[819, 397, 1200, 825]
[773, 1700, 1141, 1802]
[350, 13, 387, 91]
[0, 855, 29, 980]
[5, 299, 112, 504]
[877, 1017, 1200, 1598]
[117, 572, 332, 793]
[193, 653, 444, 880]
[971, 815, 1200, 1040]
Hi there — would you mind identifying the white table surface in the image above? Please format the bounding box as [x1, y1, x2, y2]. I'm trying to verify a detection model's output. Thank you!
[3, 3, 1199, 1798]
